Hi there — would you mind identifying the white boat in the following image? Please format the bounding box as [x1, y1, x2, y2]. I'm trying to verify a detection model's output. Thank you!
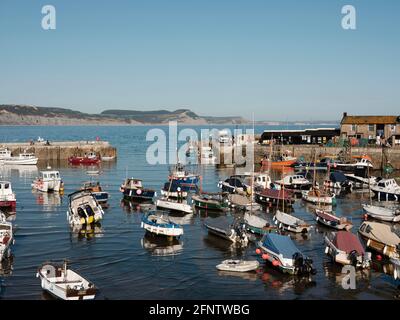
[0, 212, 14, 261]
[203, 217, 249, 246]
[371, 179, 400, 202]
[67, 190, 104, 226]
[324, 231, 371, 269]
[32, 170, 63, 192]
[0, 181, 16, 211]
[302, 187, 336, 205]
[141, 212, 184, 237]
[275, 175, 312, 191]
[344, 173, 379, 189]
[362, 204, 400, 222]
[273, 210, 311, 234]
[334, 156, 373, 172]
[3, 152, 38, 165]
[216, 260, 259, 272]
[0, 148, 11, 160]
[36, 261, 97, 300]
[155, 198, 193, 214]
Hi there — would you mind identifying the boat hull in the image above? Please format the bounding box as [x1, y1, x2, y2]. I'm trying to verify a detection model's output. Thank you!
[3, 158, 38, 165]
[156, 199, 193, 214]
[0, 200, 16, 211]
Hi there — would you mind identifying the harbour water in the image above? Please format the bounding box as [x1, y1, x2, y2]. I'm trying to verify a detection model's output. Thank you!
[0, 125, 399, 300]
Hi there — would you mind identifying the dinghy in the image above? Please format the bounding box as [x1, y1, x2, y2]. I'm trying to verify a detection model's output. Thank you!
[244, 212, 277, 235]
[302, 187, 336, 205]
[256, 233, 316, 275]
[362, 204, 400, 222]
[324, 231, 371, 268]
[32, 170, 63, 193]
[0, 212, 14, 261]
[36, 260, 97, 300]
[216, 260, 259, 272]
[273, 210, 311, 234]
[315, 209, 353, 230]
[141, 212, 183, 238]
[203, 217, 249, 246]
[67, 191, 104, 226]
[358, 221, 400, 259]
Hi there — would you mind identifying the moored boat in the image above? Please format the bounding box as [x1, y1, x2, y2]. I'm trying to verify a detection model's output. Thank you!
[120, 178, 156, 202]
[256, 233, 316, 275]
[0, 148, 11, 160]
[244, 212, 277, 235]
[323, 172, 352, 191]
[0, 181, 16, 212]
[254, 188, 295, 208]
[315, 209, 353, 230]
[370, 178, 400, 202]
[168, 162, 199, 190]
[68, 152, 100, 165]
[203, 216, 249, 246]
[67, 190, 104, 226]
[32, 170, 63, 193]
[358, 221, 400, 259]
[324, 231, 371, 268]
[302, 187, 336, 205]
[155, 197, 193, 214]
[192, 193, 229, 211]
[36, 260, 97, 300]
[216, 260, 259, 272]
[81, 181, 109, 207]
[228, 194, 261, 211]
[141, 212, 183, 238]
[2, 151, 38, 165]
[160, 180, 188, 199]
[275, 174, 312, 192]
[0, 212, 14, 261]
[362, 204, 400, 223]
[273, 210, 311, 234]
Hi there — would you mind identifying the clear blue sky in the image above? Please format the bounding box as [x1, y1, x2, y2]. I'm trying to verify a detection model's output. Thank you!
[0, 0, 399, 121]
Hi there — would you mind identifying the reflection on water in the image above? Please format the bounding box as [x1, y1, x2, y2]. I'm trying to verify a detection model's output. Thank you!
[70, 224, 104, 241]
[141, 233, 183, 257]
[32, 191, 63, 212]
[120, 200, 155, 213]
[0, 165, 39, 180]
[0, 256, 14, 277]
[217, 269, 259, 281]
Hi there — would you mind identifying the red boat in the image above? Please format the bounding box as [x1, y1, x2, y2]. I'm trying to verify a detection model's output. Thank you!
[68, 152, 101, 165]
[255, 188, 295, 208]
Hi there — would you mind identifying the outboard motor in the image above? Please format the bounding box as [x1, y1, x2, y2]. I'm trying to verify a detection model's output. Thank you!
[349, 250, 359, 267]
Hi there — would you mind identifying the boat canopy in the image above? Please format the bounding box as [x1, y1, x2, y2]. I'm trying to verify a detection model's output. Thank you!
[334, 231, 364, 255]
[261, 233, 300, 259]
[125, 178, 143, 188]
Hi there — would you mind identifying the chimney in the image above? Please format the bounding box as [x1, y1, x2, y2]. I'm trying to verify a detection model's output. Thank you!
[343, 112, 348, 118]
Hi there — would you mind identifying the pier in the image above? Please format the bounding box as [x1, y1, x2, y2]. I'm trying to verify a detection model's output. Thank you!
[0, 140, 117, 162]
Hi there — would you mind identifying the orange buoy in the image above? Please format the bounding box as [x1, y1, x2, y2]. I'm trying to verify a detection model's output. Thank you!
[272, 260, 280, 266]
[255, 248, 261, 255]
[262, 253, 269, 260]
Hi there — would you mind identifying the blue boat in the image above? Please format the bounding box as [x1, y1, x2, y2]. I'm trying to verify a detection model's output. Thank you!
[257, 233, 316, 275]
[168, 163, 199, 191]
[81, 181, 109, 207]
[120, 178, 156, 202]
[141, 212, 184, 238]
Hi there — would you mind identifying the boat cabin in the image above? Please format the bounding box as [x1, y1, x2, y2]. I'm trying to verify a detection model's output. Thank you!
[376, 179, 399, 190]
[124, 178, 143, 189]
[253, 174, 272, 189]
[0, 148, 11, 159]
[0, 181, 14, 198]
[40, 171, 60, 180]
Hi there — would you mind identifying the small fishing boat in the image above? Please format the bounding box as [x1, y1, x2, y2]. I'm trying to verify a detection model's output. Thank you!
[141, 212, 183, 238]
[155, 197, 193, 214]
[261, 151, 297, 169]
[256, 233, 316, 275]
[253, 173, 279, 190]
[244, 212, 277, 235]
[120, 178, 156, 202]
[0, 212, 14, 261]
[370, 179, 400, 202]
[192, 193, 229, 211]
[323, 172, 352, 190]
[0, 181, 16, 211]
[203, 217, 249, 246]
[273, 210, 311, 234]
[358, 221, 400, 259]
[32, 170, 63, 193]
[36, 260, 97, 300]
[362, 204, 400, 223]
[315, 209, 353, 230]
[344, 171, 380, 189]
[334, 155, 373, 172]
[81, 181, 109, 207]
[2, 151, 38, 165]
[168, 162, 199, 190]
[67, 190, 104, 226]
[160, 180, 188, 199]
[68, 152, 101, 165]
[254, 188, 295, 208]
[274, 174, 312, 192]
[302, 187, 336, 205]
[228, 194, 261, 211]
[324, 231, 371, 268]
[217, 175, 250, 195]
[0, 148, 11, 160]
[216, 260, 259, 272]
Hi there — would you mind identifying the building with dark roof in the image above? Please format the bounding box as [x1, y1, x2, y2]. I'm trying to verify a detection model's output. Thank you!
[259, 128, 340, 145]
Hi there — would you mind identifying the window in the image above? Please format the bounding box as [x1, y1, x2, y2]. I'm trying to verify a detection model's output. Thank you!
[351, 124, 357, 131]
[368, 124, 374, 131]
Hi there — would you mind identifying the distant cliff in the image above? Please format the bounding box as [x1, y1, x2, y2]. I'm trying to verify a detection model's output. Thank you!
[0, 105, 248, 125]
